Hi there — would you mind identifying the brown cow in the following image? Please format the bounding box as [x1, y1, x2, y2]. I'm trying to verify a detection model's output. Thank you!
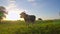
[20, 12, 36, 23]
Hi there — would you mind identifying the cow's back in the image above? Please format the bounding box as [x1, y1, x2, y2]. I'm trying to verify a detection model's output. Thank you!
[29, 15, 36, 22]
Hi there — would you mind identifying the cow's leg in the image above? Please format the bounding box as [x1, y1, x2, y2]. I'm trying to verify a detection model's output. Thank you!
[25, 19, 29, 26]
[31, 20, 35, 24]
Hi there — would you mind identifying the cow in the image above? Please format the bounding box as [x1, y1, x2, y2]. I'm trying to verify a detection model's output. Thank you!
[20, 12, 36, 24]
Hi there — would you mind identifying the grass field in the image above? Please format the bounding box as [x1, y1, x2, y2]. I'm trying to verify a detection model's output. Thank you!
[0, 19, 60, 34]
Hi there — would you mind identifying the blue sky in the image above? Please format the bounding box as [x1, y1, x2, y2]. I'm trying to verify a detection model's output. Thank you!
[0, 0, 60, 20]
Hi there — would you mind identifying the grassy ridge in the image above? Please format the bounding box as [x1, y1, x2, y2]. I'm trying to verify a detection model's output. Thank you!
[0, 20, 60, 34]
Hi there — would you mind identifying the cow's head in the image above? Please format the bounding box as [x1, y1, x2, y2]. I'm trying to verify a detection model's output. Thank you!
[20, 12, 27, 18]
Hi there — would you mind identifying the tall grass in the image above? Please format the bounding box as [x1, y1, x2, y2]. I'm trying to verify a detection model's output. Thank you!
[0, 20, 60, 34]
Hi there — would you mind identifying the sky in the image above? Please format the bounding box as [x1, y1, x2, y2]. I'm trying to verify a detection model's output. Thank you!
[0, 0, 60, 20]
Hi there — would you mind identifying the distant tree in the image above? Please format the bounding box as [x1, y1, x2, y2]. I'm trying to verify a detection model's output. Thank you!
[38, 18, 42, 20]
[0, 6, 8, 23]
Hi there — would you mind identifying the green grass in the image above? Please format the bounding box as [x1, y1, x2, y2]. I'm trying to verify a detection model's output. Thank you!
[0, 19, 60, 34]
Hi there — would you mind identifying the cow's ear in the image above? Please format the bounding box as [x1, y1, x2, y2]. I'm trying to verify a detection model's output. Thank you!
[20, 16, 22, 18]
[20, 13, 22, 15]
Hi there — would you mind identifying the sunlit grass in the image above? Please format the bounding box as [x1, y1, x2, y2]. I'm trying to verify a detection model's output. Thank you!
[0, 19, 60, 34]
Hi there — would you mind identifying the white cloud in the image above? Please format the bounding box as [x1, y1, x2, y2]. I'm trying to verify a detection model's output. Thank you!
[8, 0, 16, 2]
[10, 0, 15, 1]
[27, 0, 35, 2]
[27, 0, 37, 6]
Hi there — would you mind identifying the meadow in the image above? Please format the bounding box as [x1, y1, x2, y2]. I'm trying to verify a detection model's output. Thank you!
[0, 19, 60, 34]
